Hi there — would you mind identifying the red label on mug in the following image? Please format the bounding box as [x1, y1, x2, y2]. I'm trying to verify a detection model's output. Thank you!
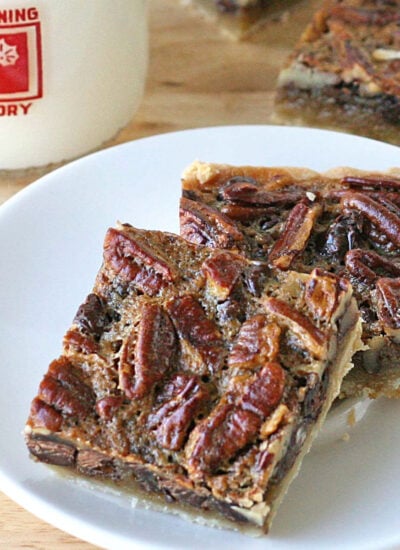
[0, 9, 42, 103]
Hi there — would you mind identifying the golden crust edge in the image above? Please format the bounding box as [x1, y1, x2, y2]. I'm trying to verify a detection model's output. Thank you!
[181, 160, 400, 191]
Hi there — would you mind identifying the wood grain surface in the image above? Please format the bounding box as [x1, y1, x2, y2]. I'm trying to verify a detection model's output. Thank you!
[0, 0, 322, 547]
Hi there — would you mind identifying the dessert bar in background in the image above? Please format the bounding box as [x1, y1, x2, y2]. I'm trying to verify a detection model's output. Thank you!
[25, 223, 361, 533]
[274, 0, 400, 145]
[181, 161, 400, 399]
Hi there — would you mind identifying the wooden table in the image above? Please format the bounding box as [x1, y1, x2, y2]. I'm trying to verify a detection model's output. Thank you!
[0, 0, 321, 547]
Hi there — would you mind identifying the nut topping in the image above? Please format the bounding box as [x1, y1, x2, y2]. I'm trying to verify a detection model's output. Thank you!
[29, 397, 63, 431]
[202, 251, 245, 301]
[186, 403, 261, 477]
[264, 298, 326, 359]
[341, 192, 400, 248]
[73, 293, 109, 340]
[218, 177, 260, 201]
[104, 228, 178, 294]
[268, 200, 322, 270]
[38, 357, 95, 419]
[119, 303, 177, 399]
[220, 204, 277, 222]
[167, 295, 224, 375]
[233, 362, 286, 418]
[219, 177, 302, 206]
[342, 175, 400, 190]
[186, 362, 285, 477]
[376, 278, 400, 330]
[148, 374, 209, 451]
[345, 249, 400, 284]
[305, 270, 345, 322]
[180, 197, 244, 249]
[228, 316, 281, 368]
[63, 329, 99, 355]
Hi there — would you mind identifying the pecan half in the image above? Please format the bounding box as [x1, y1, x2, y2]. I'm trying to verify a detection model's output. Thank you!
[342, 175, 400, 191]
[186, 402, 261, 477]
[368, 192, 400, 209]
[376, 278, 400, 331]
[38, 357, 95, 419]
[202, 251, 245, 301]
[264, 298, 326, 359]
[63, 293, 112, 354]
[148, 374, 209, 451]
[180, 197, 244, 249]
[341, 193, 400, 248]
[73, 293, 109, 339]
[119, 303, 177, 399]
[220, 204, 277, 222]
[103, 228, 178, 294]
[233, 362, 286, 418]
[186, 362, 285, 476]
[373, 195, 400, 218]
[167, 295, 224, 375]
[365, 196, 400, 253]
[268, 200, 322, 270]
[63, 329, 99, 355]
[28, 397, 63, 431]
[345, 249, 400, 285]
[228, 316, 281, 368]
[218, 177, 303, 206]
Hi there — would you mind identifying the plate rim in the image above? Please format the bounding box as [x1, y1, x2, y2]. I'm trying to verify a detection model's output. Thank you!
[1, 124, 399, 550]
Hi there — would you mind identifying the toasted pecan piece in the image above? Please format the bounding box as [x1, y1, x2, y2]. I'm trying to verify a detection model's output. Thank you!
[148, 373, 209, 451]
[104, 226, 179, 295]
[119, 303, 177, 399]
[342, 192, 400, 248]
[376, 278, 400, 334]
[228, 316, 281, 368]
[167, 294, 225, 376]
[264, 297, 327, 360]
[201, 250, 245, 301]
[180, 197, 244, 250]
[268, 200, 322, 270]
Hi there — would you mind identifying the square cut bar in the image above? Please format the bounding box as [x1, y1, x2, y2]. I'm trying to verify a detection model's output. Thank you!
[274, 0, 400, 145]
[25, 223, 361, 533]
[180, 161, 400, 399]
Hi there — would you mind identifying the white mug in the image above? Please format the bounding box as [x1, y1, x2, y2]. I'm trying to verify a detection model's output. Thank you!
[0, 0, 148, 170]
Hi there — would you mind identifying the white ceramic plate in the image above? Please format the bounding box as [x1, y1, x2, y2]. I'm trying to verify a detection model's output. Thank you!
[1, 126, 400, 550]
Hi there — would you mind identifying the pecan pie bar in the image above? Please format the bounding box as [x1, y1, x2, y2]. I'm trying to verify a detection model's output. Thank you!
[180, 161, 400, 399]
[25, 223, 361, 533]
[274, 0, 400, 145]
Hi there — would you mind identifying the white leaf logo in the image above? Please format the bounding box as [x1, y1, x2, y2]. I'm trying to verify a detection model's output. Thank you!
[0, 38, 19, 67]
